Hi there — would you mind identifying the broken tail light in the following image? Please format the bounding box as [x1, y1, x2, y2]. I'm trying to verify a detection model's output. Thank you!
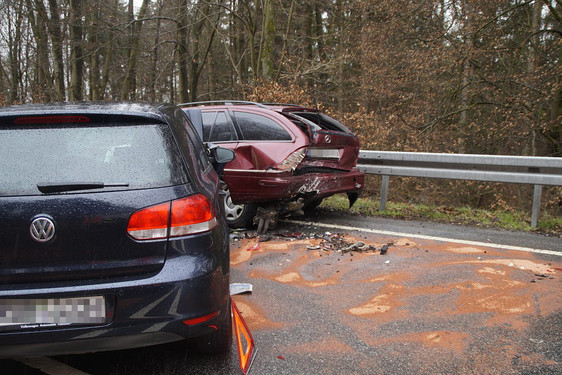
[127, 194, 217, 240]
[277, 148, 307, 171]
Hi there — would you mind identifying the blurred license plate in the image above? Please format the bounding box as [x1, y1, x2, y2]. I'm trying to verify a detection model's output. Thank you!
[0, 296, 106, 330]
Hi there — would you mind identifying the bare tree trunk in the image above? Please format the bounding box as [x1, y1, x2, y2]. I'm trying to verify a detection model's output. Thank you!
[98, 0, 120, 99]
[0, 58, 6, 104]
[176, 0, 189, 102]
[551, 35, 562, 155]
[88, 3, 100, 101]
[170, 60, 176, 103]
[305, 3, 315, 89]
[7, 3, 24, 104]
[189, 1, 222, 101]
[121, 0, 150, 100]
[234, 0, 247, 85]
[275, 0, 295, 81]
[334, 0, 344, 110]
[26, 0, 51, 101]
[313, 0, 324, 59]
[458, 0, 473, 153]
[43, 0, 66, 101]
[527, 0, 542, 73]
[260, 0, 275, 80]
[189, 2, 206, 101]
[247, 0, 260, 82]
[69, 0, 84, 101]
[100, 45, 114, 99]
[148, 1, 164, 102]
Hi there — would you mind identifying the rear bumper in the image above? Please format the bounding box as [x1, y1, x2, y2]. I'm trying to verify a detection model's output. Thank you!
[0, 252, 229, 358]
[226, 167, 364, 203]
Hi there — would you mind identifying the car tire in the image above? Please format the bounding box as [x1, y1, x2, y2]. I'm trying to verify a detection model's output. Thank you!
[223, 188, 257, 228]
[194, 300, 233, 354]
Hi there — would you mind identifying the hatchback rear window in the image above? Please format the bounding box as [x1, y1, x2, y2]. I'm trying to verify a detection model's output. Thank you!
[291, 112, 351, 133]
[0, 123, 188, 196]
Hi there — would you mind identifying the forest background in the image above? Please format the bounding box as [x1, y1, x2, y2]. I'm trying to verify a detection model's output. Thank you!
[1, 0, 560, 218]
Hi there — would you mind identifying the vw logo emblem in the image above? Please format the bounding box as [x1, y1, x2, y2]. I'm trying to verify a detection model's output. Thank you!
[30, 217, 56, 243]
[324, 135, 331, 143]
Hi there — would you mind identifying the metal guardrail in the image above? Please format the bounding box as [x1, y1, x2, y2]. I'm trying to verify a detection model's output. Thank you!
[357, 151, 562, 227]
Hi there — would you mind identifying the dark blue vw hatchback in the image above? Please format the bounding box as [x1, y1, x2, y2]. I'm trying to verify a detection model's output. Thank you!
[0, 103, 232, 357]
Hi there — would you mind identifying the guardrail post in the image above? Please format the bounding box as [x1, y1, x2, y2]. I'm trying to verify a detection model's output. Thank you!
[531, 184, 542, 228]
[380, 175, 389, 211]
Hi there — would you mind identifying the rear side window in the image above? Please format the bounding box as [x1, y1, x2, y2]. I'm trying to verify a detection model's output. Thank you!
[232, 111, 291, 141]
[201, 111, 238, 142]
[0, 123, 188, 196]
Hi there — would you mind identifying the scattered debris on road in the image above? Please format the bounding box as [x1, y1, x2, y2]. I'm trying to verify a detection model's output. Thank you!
[247, 242, 261, 252]
[380, 245, 389, 255]
[231, 283, 254, 295]
[230, 228, 395, 255]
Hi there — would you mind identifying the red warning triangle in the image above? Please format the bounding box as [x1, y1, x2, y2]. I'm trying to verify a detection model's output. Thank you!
[232, 298, 256, 374]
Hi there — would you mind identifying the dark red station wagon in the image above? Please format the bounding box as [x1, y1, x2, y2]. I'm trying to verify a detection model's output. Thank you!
[181, 101, 364, 231]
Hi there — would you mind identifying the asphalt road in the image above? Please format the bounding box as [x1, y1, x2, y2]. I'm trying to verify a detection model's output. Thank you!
[298, 209, 561, 252]
[2, 214, 561, 374]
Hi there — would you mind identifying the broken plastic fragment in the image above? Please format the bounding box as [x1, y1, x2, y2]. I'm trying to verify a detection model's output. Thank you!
[247, 242, 261, 251]
[230, 283, 254, 295]
[283, 232, 303, 238]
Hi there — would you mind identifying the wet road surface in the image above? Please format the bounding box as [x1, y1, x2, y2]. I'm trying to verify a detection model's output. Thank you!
[2, 219, 561, 374]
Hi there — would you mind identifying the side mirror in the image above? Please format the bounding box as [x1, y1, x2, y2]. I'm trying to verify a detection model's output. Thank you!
[207, 144, 235, 178]
[212, 147, 235, 164]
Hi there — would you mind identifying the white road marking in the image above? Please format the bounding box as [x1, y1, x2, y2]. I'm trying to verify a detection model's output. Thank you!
[283, 220, 561, 257]
[18, 357, 89, 375]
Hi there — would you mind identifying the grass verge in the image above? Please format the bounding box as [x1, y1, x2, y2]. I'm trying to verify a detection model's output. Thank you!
[320, 195, 562, 235]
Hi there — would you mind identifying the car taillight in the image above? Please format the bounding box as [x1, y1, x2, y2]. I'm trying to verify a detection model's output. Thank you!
[170, 194, 217, 236]
[277, 148, 307, 171]
[127, 194, 217, 240]
[127, 202, 170, 240]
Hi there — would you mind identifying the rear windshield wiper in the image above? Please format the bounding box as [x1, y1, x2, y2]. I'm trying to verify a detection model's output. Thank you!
[37, 182, 129, 193]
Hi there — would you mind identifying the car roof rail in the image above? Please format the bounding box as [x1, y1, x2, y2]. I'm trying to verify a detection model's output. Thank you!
[261, 102, 304, 108]
[177, 100, 270, 109]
